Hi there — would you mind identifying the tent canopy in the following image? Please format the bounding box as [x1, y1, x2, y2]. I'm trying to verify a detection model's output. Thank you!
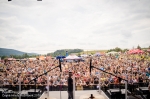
[7, 58, 16, 61]
[147, 49, 150, 52]
[56, 56, 66, 59]
[64, 55, 82, 60]
[128, 49, 144, 54]
[94, 52, 101, 56]
[37, 56, 45, 60]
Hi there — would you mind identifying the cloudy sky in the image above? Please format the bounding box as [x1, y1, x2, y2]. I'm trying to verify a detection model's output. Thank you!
[0, 0, 150, 54]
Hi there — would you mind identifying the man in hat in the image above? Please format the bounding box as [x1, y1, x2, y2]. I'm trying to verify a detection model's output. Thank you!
[67, 72, 73, 99]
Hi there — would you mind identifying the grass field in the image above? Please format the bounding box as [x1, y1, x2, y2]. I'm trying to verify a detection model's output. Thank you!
[80, 50, 107, 55]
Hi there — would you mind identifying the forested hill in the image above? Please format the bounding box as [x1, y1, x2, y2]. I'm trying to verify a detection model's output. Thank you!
[0, 48, 37, 56]
[47, 49, 83, 57]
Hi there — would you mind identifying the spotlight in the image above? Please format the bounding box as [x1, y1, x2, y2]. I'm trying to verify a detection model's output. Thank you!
[8, 0, 12, 1]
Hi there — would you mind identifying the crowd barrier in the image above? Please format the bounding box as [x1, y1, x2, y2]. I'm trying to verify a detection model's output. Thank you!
[0, 84, 98, 92]
[0, 82, 148, 92]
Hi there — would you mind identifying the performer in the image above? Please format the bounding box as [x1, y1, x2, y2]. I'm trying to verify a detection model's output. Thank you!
[67, 72, 73, 99]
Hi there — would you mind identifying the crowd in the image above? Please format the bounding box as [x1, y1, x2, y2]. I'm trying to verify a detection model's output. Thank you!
[0, 52, 150, 92]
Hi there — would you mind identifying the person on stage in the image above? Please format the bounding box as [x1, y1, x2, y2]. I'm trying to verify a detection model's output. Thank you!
[67, 72, 73, 99]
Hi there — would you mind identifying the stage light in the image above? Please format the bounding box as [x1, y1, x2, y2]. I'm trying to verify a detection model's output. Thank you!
[8, 0, 11, 1]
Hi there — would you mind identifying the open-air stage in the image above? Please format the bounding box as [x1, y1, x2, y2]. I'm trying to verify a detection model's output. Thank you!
[39, 90, 109, 99]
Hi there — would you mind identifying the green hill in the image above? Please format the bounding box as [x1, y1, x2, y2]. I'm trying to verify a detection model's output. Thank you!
[0, 48, 37, 56]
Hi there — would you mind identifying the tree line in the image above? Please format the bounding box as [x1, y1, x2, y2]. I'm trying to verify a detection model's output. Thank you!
[47, 49, 83, 57]
[0, 53, 39, 60]
[107, 45, 150, 53]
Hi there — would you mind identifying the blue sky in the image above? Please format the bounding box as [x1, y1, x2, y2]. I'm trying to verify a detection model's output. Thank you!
[0, 0, 150, 54]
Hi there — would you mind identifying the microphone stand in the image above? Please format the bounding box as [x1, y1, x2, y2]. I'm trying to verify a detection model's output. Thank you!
[60, 73, 62, 99]
[90, 65, 128, 99]
[59, 58, 62, 99]
[28, 60, 61, 95]
[90, 58, 148, 99]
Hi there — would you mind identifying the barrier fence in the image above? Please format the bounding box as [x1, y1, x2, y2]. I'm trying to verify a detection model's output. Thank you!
[0, 82, 149, 91]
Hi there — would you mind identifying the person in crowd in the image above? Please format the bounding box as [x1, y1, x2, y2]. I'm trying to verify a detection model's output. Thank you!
[103, 79, 109, 92]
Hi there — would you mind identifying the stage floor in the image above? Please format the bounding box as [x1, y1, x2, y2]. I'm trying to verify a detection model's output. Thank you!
[39, 90, 109, 99]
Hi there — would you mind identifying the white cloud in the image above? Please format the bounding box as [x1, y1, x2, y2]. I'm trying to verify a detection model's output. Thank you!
[0, 0, 150, 54]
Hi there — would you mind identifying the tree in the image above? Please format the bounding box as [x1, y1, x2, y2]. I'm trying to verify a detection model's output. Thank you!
[107, 47, 122, 52]
[122, 49, 129, 52]
[114, 47, 122, 52]
[1, 56, 8, 60]
[137, 45, 141, 49]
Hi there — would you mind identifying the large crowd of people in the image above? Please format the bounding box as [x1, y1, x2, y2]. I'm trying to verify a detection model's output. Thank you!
[0, 52, 150, 92]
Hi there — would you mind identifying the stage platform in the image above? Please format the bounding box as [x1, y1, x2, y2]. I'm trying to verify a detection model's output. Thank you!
[38, 90, 109, 99]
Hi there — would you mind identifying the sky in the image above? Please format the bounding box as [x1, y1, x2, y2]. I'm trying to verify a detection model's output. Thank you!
[0, 0, 150, 54]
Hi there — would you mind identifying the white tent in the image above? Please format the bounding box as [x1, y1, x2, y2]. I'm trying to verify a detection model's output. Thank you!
[64, 55, 81, 60]
[94, 52, 101, 56]
[28, 58, 37, 61]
